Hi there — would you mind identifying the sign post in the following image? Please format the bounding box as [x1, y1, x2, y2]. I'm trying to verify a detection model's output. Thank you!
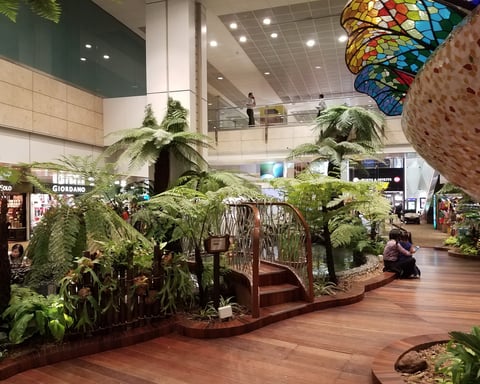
[204, 235, 230, 309]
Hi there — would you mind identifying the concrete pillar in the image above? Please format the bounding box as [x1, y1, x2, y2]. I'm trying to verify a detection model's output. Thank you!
[145, 0, 207, 137]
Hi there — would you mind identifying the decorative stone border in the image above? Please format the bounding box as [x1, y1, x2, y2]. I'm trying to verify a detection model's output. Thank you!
[371, 333, 450, 384]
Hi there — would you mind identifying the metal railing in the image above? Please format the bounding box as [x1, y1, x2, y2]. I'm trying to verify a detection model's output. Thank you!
[221, 202, 314, 317]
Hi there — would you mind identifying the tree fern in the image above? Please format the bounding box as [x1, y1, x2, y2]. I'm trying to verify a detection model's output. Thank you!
[0, 0, 61, 23]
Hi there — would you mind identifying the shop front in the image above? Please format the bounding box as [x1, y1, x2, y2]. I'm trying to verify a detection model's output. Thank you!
[0, 181, 31, 242]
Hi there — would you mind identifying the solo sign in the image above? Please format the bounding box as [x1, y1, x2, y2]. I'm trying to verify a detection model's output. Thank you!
[0, 183, 13, 192]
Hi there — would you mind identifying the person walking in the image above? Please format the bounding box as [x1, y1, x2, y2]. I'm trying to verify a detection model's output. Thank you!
[246, 92, 256, 126]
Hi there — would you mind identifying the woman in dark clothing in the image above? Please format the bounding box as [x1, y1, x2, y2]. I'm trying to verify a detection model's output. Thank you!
[382, 229, 418, 278]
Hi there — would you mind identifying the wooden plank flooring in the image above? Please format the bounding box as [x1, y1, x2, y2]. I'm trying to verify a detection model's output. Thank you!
[4, 247, 480, 384]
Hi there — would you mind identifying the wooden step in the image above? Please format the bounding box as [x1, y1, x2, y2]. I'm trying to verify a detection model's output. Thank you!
[259, 301, 309, 317]
[259, 283, 302, 307]
[259, 267, 290, 286]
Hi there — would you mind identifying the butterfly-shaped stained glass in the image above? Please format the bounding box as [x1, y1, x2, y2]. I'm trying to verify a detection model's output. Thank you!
[341, 0, 468, 115]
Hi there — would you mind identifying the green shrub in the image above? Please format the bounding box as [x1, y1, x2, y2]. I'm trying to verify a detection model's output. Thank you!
[444, 236, 459, 247]
[435, 326, 480, 383]
[2, 286, 73, 345]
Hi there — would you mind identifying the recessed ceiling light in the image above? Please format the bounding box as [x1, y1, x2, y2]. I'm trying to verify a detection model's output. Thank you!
[306, 39, 315, 47]
[264, 72, 270, 75]
[208, 103, 213, 106]
[338, 35, 348, 43]
[217, 76, 223, 80]
[229, 22, 237, 30]
[103, 54, 110, 59]
[239, 36, 247, 43]
[85, 43, 92, 49]
[263, 18, 271, 25]
[209, 40, 218, 47]
[270, 32, 278, 38]
[80, 57, 87, 61]
[315, 65, 322, 69]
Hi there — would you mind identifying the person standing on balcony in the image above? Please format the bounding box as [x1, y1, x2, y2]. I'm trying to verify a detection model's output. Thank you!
[246, 92, 256, 126]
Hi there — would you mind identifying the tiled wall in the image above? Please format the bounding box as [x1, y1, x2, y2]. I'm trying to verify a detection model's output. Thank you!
[0, 58, 103, 147]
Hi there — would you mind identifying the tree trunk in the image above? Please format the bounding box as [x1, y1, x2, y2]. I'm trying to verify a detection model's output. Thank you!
[322, 220, 337, 284]
[154, 149, 170, 195]
[0, 197, 11, 313]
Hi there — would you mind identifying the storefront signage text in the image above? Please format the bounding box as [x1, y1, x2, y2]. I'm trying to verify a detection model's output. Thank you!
[52, 184, 87, 193]
[0, 183, 13, 192]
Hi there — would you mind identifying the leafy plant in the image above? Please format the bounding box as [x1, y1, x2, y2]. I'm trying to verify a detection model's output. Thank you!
[313, 278, 345, 296]
[277, 227, 305, 263]
[157, 253, 194, 314]
[104, 100, 212, 194]
[445, 236, 459, 247]
[2, 286, 73, 345]
[57, 257, 109, 332]
[435, 326, 480, 384]
[272, 173, 391, 283]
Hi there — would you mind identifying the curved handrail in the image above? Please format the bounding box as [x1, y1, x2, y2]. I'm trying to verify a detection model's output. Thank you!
[225, 201, 314, 317]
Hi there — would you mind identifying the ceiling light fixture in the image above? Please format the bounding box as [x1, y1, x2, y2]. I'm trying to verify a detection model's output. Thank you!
[229, 22, 237, 30]
[306, 39, 315, 47]
[217, 76, 223, 80]
[264, 71, 270, 75]
[270, 32, 278, 38]
[239, 36, 247, 43]
[103, 54, 110, 59]
[263, 18, 271, 25]
[338, 35, 348, 43]
[85, 43, 92, 49]
[209, 40, 218, 47]
[315, 65, 322, 69]
[80, 57, 87, 61]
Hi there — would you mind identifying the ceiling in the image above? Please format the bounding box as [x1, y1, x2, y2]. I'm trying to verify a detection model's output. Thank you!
[92, 0, 367, 109]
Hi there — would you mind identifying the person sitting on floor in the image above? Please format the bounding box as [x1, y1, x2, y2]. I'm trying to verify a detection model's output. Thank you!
[382, 229, 419, 279]
[399, 232, 421, 277]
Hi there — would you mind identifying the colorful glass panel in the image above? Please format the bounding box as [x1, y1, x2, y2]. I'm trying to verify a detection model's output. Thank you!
[341, 0, 467, 115]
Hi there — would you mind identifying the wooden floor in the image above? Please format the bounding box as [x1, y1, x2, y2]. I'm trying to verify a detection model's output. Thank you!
[5, 246, 480, 384]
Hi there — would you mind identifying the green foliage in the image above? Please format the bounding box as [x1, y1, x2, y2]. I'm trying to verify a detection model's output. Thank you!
[316, 105, 386, 144]
[2, 286, 73, 345]
[103, 100, 211, 173]
[313, 278, 345, 296]
[436, 326, 480, 384]
[0, 0, 61, 23]
[190, 296, 246, 321]
[99, 239, 155, 273]
[271, 173, 391, 282]
[278, 228, 304, 262]
[21, 155, 154, 289]
[142, 184, 264, 251]
[459, 244, 478, 256]
[157, 253, 194, 314]
[57, 256, 118, 332]
[445, 236, 459, 247]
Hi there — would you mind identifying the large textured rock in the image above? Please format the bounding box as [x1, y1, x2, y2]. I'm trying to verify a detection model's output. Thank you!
[396, 351, 428, 373]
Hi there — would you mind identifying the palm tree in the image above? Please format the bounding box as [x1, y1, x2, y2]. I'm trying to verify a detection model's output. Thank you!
[288, 137, 381, 178]
[289, 105, 386, 178]
[104, 99, 211, 195]
[0, 0, 61, 22]
[316, 105, 386, 145]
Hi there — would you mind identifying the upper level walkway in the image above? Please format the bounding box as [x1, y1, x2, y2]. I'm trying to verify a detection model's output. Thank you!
[4, 224, 479, 384]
